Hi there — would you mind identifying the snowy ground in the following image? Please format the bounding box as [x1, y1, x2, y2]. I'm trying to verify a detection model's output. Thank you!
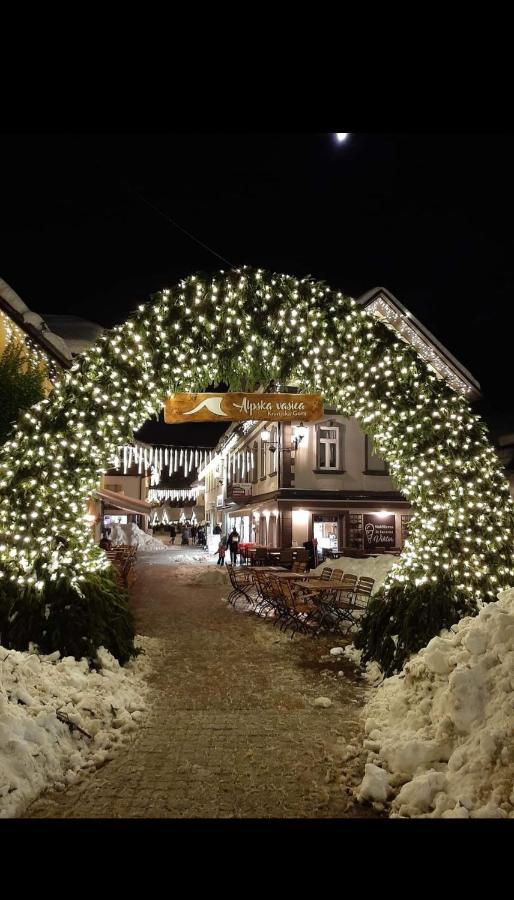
[351, 587, 514, 818]
[0, 635, 161, 818]
[138, 545, 229, 585]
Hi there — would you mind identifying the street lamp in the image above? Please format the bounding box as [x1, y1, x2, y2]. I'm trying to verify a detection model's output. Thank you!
[292, 423, 307, 450]
[261, 424, 307, 452]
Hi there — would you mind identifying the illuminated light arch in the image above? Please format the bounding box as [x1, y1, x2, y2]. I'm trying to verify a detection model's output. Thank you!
[1, 267, 513, 667]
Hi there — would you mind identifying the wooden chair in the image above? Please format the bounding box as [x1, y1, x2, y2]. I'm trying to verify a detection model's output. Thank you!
[320, 567, 333, 580]
[291, 561, 307, 573]
[353, 577, 375, 613]
[274, 578, 318, 637]
[330, 569, 345, 583]
[331, 575, 374, 633]
[253, 570, 277, 616]
[226, 564, 257, 607]
[252, 547, 268, 567]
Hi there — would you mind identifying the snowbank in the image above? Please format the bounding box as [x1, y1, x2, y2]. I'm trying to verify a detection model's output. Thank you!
[167, 552, 212, 566]
[314, 555, 397, 594]
[355, 588, 514, 818]
[110, 523, 166, 552]
[0, 636, 159, 818]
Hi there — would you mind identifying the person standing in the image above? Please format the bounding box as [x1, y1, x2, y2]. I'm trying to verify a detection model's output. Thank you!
[170, 524, 176, 545]
[215, 538, 226, 565]
[227, 528, 240, 566]
[191, 523, 197, 544]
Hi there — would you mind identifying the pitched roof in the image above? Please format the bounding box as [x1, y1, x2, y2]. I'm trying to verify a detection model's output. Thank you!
[358, 286, 481, 399]
[0, 277, 73, 367]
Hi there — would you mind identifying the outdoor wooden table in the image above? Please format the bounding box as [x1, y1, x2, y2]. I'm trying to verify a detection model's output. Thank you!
[272, 571, 311, 579]
[295, 582, 339, 594]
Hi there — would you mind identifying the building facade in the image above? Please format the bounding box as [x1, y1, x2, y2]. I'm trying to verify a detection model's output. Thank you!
[199, 287, 483, 551]
[200, 413, 412, 551]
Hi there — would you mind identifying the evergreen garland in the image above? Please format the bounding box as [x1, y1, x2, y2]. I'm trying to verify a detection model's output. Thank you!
[0, 342, 47, 445]
[0, 267, 513, 667]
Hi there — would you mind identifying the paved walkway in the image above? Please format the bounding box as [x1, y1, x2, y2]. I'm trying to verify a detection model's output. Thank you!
[26, 550, 373, 818]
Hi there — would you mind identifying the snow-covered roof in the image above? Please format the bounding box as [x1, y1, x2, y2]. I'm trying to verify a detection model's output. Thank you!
[358, 287, 481, 399]
[42, 315, 104, 356]
[0, 277, 73, 366]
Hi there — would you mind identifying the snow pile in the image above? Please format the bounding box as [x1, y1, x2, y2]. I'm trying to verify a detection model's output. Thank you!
[110, 523, 166, 552]
[167, 553, 211, 565]
[313, 554, 397, 593]
[340, 645, 384, 686]
[355, 588, 514, 818]
[0, 636, 159, 818]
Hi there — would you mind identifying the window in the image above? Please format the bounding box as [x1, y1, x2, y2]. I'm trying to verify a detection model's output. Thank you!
[317, 425, 340, 470]
[269, 426, 278, 475]
[365, 435, 389, 474]
[252, 442, 258, 484]
[260, 436, 267, 477]
[348, 513, 363, 548]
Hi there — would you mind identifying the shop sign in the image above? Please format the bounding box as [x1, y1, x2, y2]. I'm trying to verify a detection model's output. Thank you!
[164, 392, 323, 423]
[363, 514, 395, 550]
[228, 483, 252, 500]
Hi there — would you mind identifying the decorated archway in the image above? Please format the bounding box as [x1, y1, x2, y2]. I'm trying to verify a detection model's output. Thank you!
[1, 268, 513, 668]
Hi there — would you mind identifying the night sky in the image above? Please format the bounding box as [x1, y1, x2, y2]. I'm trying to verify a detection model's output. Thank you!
[1, 132, 512, 446]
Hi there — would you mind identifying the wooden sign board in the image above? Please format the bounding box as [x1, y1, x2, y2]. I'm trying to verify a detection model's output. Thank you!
[164, 392, 323, 424]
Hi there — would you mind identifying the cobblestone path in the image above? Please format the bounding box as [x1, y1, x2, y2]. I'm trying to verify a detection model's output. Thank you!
[26, 552, 374, 818]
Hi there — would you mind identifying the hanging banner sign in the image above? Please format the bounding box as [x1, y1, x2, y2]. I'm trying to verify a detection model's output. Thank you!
[164, 392, 323, 424]
[363, 514, 396, 550]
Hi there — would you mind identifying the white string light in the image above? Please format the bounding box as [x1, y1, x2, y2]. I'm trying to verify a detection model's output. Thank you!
[0, 266, 512, 663]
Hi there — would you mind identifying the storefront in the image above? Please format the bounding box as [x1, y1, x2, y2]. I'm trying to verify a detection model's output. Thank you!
[288, 504, 410, 551]
[226, 512, 252, 542]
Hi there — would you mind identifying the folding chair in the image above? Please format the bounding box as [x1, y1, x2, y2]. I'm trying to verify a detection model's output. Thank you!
[253, 547, 268, 567]
[332, 575, 374, 633]
[253, 570, 277, 617]
[330, 569, 345, 583]
[225, 564, 257, 607]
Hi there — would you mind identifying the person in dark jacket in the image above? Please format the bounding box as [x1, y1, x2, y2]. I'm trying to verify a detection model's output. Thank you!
[227, 528, 240, 565]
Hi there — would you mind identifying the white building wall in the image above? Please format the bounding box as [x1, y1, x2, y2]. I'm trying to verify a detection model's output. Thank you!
[293, 415, 396, 493]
